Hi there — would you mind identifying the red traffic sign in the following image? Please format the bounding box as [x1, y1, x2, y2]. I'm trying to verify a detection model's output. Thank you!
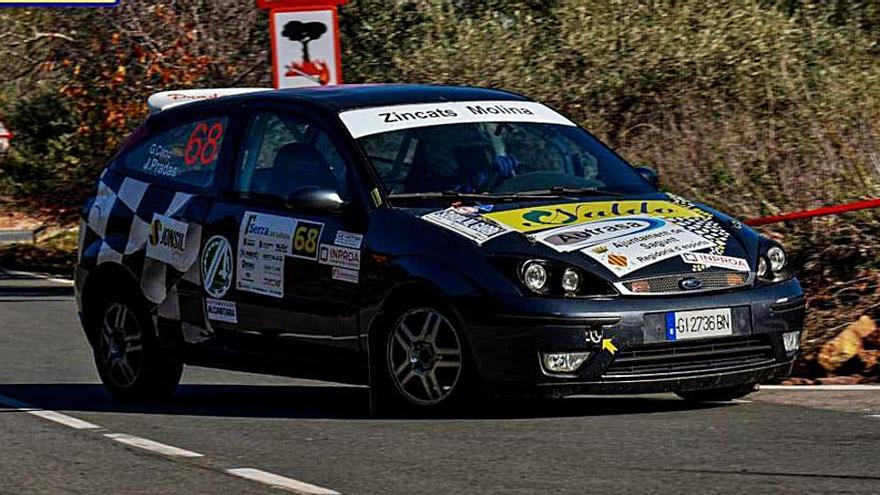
[256, 0, 347, 10]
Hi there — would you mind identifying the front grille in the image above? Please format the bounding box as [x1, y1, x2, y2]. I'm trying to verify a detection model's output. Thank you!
[616, 271, 753, 296]
[603, 335, 775, 379]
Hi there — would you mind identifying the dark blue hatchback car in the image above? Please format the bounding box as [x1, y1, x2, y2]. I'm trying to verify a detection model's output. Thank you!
[75, 84, 805, 413]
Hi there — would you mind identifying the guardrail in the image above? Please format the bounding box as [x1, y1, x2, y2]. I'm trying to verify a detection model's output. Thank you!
[744, 198, 880, 226]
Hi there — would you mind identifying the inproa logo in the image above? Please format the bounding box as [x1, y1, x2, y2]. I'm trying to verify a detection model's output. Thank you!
[201, 236, 233, 298]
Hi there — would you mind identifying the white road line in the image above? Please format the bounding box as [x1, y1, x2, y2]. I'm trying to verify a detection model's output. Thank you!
[869, 415, 880, 418]
[1, 268, 74, 286]
[731, 399, 753, 403]
[28, 410, 101, 430]
[0, 394, 100, 430]
[104, 433, 204, 458]
[761, 385, 880, 391]
[226, 468, 340, 495]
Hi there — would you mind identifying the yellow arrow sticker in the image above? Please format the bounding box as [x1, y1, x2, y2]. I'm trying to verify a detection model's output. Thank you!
[602, 338, 618, 355]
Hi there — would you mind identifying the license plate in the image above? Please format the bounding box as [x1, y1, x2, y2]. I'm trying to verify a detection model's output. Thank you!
[665, 308, 732, 341]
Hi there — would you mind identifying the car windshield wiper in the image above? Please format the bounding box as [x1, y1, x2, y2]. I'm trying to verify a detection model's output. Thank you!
[513, 186, 624, 198]
[387, 191, 496, 200]
[386, 191, 546, 202]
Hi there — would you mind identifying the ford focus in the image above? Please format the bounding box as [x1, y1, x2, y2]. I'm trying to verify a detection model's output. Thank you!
[75, 84, 805, 413]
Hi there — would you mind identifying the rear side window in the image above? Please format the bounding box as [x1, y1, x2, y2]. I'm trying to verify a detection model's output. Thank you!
[121, 117, 229, 188]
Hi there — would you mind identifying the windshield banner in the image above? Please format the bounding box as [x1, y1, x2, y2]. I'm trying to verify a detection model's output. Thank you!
[339, 100, 576, 138]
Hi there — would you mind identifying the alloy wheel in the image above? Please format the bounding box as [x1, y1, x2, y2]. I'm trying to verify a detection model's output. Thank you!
[386, 307, 463, 406]
[98, 302, 144, 388]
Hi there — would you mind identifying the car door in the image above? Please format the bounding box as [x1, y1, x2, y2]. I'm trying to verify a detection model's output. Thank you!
[199, 108, 365, 377]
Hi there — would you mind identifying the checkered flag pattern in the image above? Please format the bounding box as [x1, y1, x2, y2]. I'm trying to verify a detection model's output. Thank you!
[665, 194, 732, 272]
[81, 172, 200, 305]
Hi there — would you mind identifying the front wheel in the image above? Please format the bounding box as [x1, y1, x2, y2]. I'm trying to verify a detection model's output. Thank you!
[675, 383, 757, 402]
[374, 305, 476, 415]
[90, 289, 182, 401]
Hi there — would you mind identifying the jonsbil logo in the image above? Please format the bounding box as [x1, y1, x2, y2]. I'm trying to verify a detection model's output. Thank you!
[0, 1, 119, 6]
[150, 219, 184, 251]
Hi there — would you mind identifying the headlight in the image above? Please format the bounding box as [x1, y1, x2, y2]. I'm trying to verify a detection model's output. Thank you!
[521, 260, 548, 293]
[767, 246, 787, 272]
[561, 268, 580, 293]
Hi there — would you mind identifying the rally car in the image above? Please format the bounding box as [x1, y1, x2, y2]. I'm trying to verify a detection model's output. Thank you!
[75, 84, 805, 413]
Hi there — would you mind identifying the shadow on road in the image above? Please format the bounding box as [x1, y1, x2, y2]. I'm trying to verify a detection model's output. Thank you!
[0, 383, 732, 420]
[0, 285, 74, 300]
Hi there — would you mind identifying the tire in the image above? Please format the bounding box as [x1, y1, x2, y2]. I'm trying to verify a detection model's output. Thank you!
[675, 383, 757, 402]
[371, 303, 478, 416]
[88, 287, 183, 401]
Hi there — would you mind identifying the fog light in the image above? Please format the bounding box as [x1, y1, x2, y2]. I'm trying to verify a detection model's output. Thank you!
[783, 331, 800, 353]
[542, 352, 591, 373]
[561, 268, 580, 293]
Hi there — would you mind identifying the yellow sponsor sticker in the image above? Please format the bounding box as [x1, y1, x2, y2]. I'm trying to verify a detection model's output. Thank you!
[484, 200, 704, 233]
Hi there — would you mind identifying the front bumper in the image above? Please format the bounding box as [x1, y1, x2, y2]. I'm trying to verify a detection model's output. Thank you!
[458, 278, 805, 398]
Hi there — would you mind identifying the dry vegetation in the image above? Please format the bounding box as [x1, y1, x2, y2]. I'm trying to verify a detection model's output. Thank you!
[2, 0, 880, 376]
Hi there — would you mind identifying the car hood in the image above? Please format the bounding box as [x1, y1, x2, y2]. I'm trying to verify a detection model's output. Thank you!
[397, 192, 761, 286]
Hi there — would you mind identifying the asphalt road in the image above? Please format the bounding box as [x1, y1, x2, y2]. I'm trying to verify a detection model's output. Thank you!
[1, 269, 879, 494]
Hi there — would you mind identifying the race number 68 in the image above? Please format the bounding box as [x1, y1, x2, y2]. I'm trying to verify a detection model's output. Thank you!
[184, 122, 224, 166]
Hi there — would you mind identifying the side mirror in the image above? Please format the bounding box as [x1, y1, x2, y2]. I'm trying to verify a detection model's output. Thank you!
[286, 187, 347, 213]
[635, 166, 660, 188]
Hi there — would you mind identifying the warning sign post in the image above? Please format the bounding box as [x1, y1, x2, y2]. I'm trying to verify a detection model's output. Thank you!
[257, 0, 347, 89]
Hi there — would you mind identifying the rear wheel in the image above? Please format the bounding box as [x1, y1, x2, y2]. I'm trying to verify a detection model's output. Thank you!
[675, 383, 757, 402]
[372, 304, 477, 415]
[90, 289, 182, 401]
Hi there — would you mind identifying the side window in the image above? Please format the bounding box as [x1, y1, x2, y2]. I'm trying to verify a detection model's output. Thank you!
[122, 117, 228, 188]
[235, 112, 348, 202]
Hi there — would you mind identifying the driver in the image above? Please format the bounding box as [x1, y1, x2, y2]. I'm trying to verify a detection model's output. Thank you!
[412, 124, 518, 193]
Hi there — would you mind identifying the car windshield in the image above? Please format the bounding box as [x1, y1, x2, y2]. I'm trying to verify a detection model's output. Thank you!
[355, 121, 654, 197]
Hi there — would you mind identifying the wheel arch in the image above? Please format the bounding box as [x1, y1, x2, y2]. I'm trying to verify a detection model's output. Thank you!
[80, 262, 141, 346]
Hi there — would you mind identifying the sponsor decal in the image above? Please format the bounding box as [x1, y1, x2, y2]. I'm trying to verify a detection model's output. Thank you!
[332, 267, 359, 284]
[146, 214, 188, 266]
[581, 220, 713, 277]
[318, 244, 361, 270]
[236, 212, 295, 298]
[334, 230, 363, 249]
[370, 188, 383, 207]
[339, 100, 576, 139]
[476, 204, 495, 213]
[607, 253, 629, 268]
[291, 220, 324, 260]
[205, 298, 237, 324]
[422, 207, 511, 244]
[484, 200, 703, 233]
[535, 217, 664, 252]
[200, 235, 233, 298]
[681, 252, 749, 272]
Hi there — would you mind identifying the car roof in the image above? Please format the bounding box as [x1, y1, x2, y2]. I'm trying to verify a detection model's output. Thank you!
[150, 84, 531, 123]
[270, 84, 530, 111]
